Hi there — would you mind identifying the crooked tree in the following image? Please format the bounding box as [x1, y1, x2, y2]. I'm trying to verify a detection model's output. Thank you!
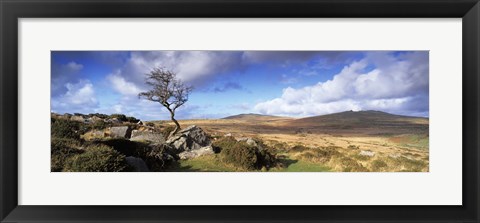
[139, 67, 193, 137]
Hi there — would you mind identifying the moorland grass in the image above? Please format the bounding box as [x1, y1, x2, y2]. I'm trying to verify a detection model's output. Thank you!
[275, 159, 331, 172]
[168, 155, 238, 172]
[64, 144, 129, 172]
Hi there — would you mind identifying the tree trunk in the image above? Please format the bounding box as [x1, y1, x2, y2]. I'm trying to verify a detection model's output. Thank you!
[167, 109, 180, 138]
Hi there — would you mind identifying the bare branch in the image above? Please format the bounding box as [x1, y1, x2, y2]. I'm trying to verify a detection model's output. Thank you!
[138, 67, 193, 136]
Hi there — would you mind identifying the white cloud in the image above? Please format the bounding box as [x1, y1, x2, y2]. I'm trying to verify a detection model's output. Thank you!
[65, 61, 83, 71]
[254, 52, 429, 117]
[63, 81, 96, 105]
[114, 51, 244, 89]
[113, 104, 123, 113]
[241, 51, 318, 64]
[109, 51, 357, 92]
[106, 71, 142, 96]
[51, 61, 85, 96]
[51, 80, 98, 113]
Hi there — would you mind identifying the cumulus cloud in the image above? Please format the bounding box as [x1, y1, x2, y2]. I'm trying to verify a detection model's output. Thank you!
[254, 51, 429, 117]
[51, 51, 428, 120]
[107, 71, 142, 96]
[108, 51, 355, 92]
[112, 51, 245, 90]
[51, 80, 98, 113]
[51, 61, 84, 96]
[242, 51, 318, 64]
[242, 51, 357, 67]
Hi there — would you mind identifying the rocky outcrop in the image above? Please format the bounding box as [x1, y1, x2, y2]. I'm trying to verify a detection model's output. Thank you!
[178, 145, 215, 159]
[359, 150, 375, 157]
[389, 153, 401, 159]
[90, 130, 105, 138]
[125, 156, 149, 172]
[110, 126, 132, 138]
[130, 130, 165, 144]
[105, 118, 122, 124]
[237, 137, 258, 147]
[87, 116, 102, 123]
[70, 115, 85, 122]
[142, 145, 176, 171]
[166, 125, 211, 152]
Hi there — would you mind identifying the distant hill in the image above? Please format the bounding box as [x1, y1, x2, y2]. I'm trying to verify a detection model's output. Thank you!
[222, 113, 292, 122]
[281, 110, 428, 135]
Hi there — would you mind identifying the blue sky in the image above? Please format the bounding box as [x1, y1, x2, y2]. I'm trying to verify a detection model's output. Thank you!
[51, 51, 429, 121]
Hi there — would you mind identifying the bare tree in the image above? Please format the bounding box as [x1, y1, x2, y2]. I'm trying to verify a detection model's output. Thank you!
[139, 67, 193, 137]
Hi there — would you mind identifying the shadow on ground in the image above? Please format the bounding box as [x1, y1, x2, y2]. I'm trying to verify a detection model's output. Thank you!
[276, 155, 298, 168]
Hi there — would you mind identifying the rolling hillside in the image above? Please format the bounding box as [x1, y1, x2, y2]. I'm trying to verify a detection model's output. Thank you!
[280, 110, 429, 135]
[222, 113, 292, 122]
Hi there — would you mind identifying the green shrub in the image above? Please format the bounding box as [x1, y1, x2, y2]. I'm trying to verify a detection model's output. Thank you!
[125, 116, 140, 123]
[88, 113, 109, 119]
[73, 113, 85, 117]
[212, 136, 238, 152]
[94, 139, 175, 171]
[109, 114, 127, 121]
[142, 144, 176, 171]
[290, 145, 310, 152]
[340, 157, 368, 172]
[64, 144, 128, 172]
[395, 157, 427, 172]
[299, 147, 339, 163]
[370, 159, 388, 171]
[108, 114, 139, 123]
[221, 142, 258, 170]
[352, 153, 371, 161]
[91, 120, 110, 130]
[96, 138, 150, 157]
[219, 140, 276, 171]
[257, 148, 277, 169]
[51, 118, 88, 139]
[347, 145, 360, 150]
[272, 141, 289, 152]
[51, 137, 84, 171]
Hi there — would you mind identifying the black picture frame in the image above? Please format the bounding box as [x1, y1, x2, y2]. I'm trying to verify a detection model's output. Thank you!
[1, 0, 479, 222]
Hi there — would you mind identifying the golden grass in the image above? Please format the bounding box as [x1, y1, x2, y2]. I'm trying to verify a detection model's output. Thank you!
[155, 118, 429, 172]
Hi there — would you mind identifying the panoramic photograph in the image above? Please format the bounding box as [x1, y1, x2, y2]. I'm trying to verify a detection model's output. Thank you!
[51, 50, 429, 172]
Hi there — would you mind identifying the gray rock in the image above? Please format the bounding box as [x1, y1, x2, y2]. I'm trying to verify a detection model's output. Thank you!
[359, 150, 375, 157]
[130, 131, 165, 144]
[87, 116, 102, 123]
[105, 118, 122, 124]
[70, 115, 85, 122]
[91, 130, 105, 137]
[237, 137, 258, 147]
[110, 126, 132, 138]
[178, 146, 215, 160]
[125, 156, 149, 172]
[389, 153, 401, 159]
[166, 125, 211, 153]
[246, 138, 257, 147]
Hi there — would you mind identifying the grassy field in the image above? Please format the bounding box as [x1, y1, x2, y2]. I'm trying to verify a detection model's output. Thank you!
[166, 155, 238, 172]
[166, 154, 331, 172]
[274, 159, 331, 172]
[156, 111, 429, 172]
